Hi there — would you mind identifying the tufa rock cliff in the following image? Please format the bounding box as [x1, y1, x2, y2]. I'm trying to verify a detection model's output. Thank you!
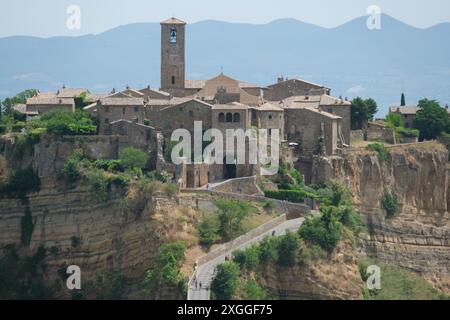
[314, 142, 450, 294]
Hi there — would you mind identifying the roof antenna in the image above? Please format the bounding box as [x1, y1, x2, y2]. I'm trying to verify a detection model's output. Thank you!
[220, 66, 224, 74]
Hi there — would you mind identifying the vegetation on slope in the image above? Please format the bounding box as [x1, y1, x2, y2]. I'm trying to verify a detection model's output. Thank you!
[211, 181, 364, 300]
[359, 258, 449, 300]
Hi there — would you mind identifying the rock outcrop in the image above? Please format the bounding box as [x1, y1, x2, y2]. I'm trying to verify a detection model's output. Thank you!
[314, 142, 450, 294]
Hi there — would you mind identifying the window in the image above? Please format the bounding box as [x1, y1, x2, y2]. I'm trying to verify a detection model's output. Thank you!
[134, 106, 139, 112]
[172, 76, 176, 85]
[268, 128, 272, 136]
[189, 110, 194, 117]
[233, 113, 240, 123]
[169, 27, 177, 43]
[122, 107, 126, 115]
[104, 106, 109, 113]
[328, 108, 333, 113]
[226, 113, 233, 123]
[268, 114, 272, 120]
[104, 118, 109, 124]
[219, 113, 225, 122]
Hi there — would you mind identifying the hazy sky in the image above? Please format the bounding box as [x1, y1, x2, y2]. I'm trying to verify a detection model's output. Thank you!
[1, 0, 450, 37]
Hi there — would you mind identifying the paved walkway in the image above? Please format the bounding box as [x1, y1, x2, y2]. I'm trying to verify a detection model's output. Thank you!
[187, 217, 305, 300]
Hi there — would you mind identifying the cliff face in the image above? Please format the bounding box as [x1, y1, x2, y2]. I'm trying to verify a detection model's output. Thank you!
[259, 241, 364, 300]
[315, 142, 450, 293]
[0, 135, 198, 299]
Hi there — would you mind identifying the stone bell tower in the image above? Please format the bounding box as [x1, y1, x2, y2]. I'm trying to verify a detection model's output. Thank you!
[160, 17, 186, 93]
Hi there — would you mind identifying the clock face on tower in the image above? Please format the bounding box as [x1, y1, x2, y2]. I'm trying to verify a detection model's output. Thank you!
[169, 27, 177, 43]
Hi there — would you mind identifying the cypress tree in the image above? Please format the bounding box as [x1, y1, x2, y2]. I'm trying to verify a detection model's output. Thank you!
[400, 93, 406, 106]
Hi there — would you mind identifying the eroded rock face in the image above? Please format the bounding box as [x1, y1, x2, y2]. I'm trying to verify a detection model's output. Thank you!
[259, 241, 364, 300]
[317, 142, 450, 294]
[0, 181, 196, 299]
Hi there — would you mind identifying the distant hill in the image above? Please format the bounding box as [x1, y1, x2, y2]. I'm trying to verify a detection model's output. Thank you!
[1, 14, 449, 116]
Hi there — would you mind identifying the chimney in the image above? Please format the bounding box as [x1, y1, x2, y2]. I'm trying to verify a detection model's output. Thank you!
[126, 84, 130, 90]
[147, 85, 151, 89]
[111, 88, 116, 94]
[62, 84, 66, 89]
[277, 75, 284, 83]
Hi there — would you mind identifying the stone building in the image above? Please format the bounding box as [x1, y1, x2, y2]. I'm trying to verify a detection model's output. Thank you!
[26, 94, 75, 116]
[284, 105, 343, 156]
[109, 119, 159, 169]
[250, 102, 285, 139]
[280, 95, 350, 146]
[151, 98, 213, 137]
[264, 76, 331, 101]
[91, 97, 145, 135]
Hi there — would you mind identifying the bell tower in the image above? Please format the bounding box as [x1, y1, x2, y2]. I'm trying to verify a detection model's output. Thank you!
[160, 17, 186, 92]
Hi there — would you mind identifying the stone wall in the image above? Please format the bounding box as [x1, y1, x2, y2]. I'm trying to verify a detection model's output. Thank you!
[208, 176, 264, 196]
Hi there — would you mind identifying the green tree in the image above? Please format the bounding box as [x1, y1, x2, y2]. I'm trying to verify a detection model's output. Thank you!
[198, 212, 221, 246]
[211, 262, 240, 300]
[215, 199, 256, 241]
[414, 99, 450, 140]
[119, 147, 149, 171]
[400, 93, 406, 106]
[351, 97, 378, 130]
[277, 232, 300, 267]
[233, 245, 260, 270]
[386, 113, 404, 128]
[2, 89, 37, 116]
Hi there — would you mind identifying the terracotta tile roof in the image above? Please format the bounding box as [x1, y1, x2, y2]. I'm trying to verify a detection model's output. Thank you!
[27, 97, 75, 106]
[257, 102, 284, 111]
[99, 97, 144, 106]
[13, 104, 27, 113]
[146, 97, 192, 106]
[212, 102, 249, 110]
[389, 106, 419, 115]
[57, 88, 89, 98]
[139, 87, 170, 97]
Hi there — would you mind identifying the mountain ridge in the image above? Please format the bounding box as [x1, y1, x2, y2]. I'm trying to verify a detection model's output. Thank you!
[1, 14, 449, 115]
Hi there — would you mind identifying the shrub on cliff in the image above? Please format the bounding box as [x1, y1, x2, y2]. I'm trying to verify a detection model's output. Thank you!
[381, 189, 399, 218]
[367, 143, 390, 164]
[233, 244, 261, 270]
[298, 207, 343, 252]
[119, 147, 149, 171]
[143, 241, 186, 299]
[277, 232, 301, 267]
[211, 262, 240, 300]
[0, 168, 41, 197]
